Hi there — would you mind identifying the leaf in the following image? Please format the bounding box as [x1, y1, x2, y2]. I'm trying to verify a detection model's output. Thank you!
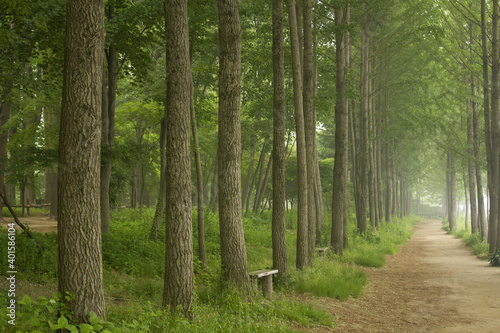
[20, 295, 32, 306]
[67, 324, 79, 332]
[79, 323, 94, 333]
[57, 315, 68, 327]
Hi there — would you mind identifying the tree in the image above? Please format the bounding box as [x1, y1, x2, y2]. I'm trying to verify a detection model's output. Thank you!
[217, 0, 252, 293]
[162, 0, 194, 316]
[272, 0, 289, 277]
[57, 0, 106, 322]
[331, 3, 348, 255]
[287, 0, 309, 269]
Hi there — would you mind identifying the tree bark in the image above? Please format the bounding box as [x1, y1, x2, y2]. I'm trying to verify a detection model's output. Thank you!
[357, 13, 370, 233]
[190, 79, 207, 269]
[467, 99, 478, 234]
[447, 151, 457, 231]
[303, 0, 316, 262]
[331, 4, 348, 255]
[272, 0, 289, 277]
[242, 135, 256, 208]
[101, 3, 117, 234]
[491, 0, 500, 251]
[163, 0, 194, 316]
[287, 0, 309, 269]
[58, 0, 106, 322]
[217, 0, 251, 293]
[149, 118, 166, 241]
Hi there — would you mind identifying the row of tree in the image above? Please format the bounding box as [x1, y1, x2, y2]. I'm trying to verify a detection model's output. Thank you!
[2, 0, 500, 324]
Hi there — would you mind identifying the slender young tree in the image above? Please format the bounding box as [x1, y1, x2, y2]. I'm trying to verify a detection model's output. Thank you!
[57, 0, 106, 322]
[163, 0, 194, 316]
[331, 4, 348, 255]
[218, 0, 252, 293]
[272, 0, 288, 276]
[491, 0, 500, 251]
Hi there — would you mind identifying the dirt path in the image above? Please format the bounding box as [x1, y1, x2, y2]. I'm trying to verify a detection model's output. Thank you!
[0, 216, 57, 234]
[311, 219, 500, 333]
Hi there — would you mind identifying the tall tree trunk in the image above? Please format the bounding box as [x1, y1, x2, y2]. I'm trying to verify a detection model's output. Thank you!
[303, 0, 316, 261]
[331, 4, 348, 255]
[447, 151, 457, 231]
[463, 170, 469, 230]
[149, 118, 167, 241]
[101, 3, 117, 234]
[357, 13, 370, 233]
[163, 0, 194, 316]
[191, 79, 207, 269]
[491, 0, 500, 251]
[254, 155, 272, 212]
[467, 100, 478, 234]
[482, 0, 495, 250]
[287, 0, 309, 269]
[384, 140, 391, 223]
[218, 0, 251, 293]
[58, 0, 106, 322]
[246, 144, 265, 212]
[272, 0, 289, 276]
[242, 135, 256, 208]
[209, 149, 218, 212]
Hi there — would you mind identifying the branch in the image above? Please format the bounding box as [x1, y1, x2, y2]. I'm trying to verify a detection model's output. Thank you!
[0, 191, 44, 253]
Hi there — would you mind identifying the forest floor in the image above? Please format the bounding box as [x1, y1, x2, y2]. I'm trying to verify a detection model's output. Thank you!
[2, 218, 500, 332]
[306, 219, 500, 333]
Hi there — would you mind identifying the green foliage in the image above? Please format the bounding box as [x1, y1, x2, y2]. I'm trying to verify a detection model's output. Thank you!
[0, 293, 120, 333]
[0, 229, 57, 283]
[489, 249, 500, 267]
[444, 217, 489, 258]
[341, 216, 418, 268]
[293, 259, 366, 300]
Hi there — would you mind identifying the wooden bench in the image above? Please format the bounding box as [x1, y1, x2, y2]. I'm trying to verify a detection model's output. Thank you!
[316, 247, 328, 259]
[249, 269, 278, 300]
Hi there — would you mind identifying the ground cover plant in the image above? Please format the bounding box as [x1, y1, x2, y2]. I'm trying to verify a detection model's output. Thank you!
[0, 207, 420, 332]
[442, 217, 489, 258]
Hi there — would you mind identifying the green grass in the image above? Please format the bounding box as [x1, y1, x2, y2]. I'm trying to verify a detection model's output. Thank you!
[293, 259, 366, 300]
[443, 217, 489, 258]
[341, 215, 419, 268]
[1, 207, 421, 332]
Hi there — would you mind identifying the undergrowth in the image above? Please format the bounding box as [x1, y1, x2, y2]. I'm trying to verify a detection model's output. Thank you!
[442, 217, 489, 258]
[0, 207, 420, 331]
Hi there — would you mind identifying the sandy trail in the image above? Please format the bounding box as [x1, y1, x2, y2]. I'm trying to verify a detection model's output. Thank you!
[311, 219, 500, 332]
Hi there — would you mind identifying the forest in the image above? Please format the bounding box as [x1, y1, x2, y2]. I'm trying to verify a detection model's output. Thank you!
[1, 0, 500, 331]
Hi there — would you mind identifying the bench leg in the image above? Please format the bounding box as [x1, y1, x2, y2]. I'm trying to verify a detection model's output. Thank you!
[252, 277, 258, 294]
[261, 275, 273, 300]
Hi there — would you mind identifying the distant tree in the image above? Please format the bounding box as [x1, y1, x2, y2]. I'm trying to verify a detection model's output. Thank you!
[218, 0, 252, 293]
[162, 0, 194, 316]
[57, 0, 106, 323]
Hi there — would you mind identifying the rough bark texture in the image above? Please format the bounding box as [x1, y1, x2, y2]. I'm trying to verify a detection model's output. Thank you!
[272, 0, 288, 277]
[217, 0, 252, 293]
[287, 0, 309, 269]
[163, 0, 194, 316]
[331, 5, 347, 255]
[57, 0, 106, 322]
